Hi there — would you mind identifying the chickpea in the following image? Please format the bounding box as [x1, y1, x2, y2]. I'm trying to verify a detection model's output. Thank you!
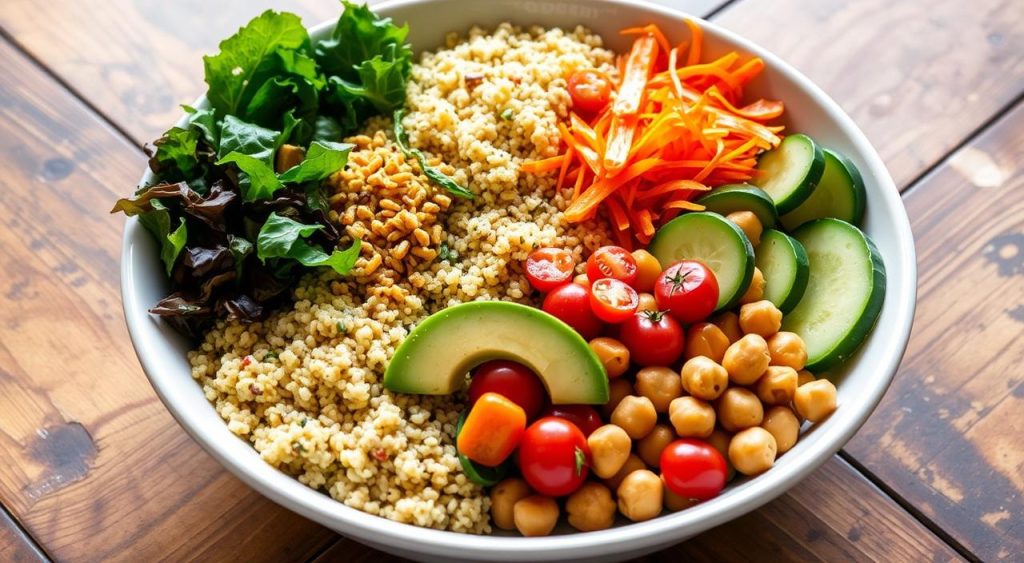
[611, 395, 658, 439]
[603, 453, 646, 491]
[662, 477, 699, 512]
[668, 396, 716, 438]
[590, 337, 630, 379]
[513, 495, 560, 537]
[635, 367, 683, 412]
[711, 311, 743, 343]
[705, 428, 736, 481]
[574, 273, 590, 288]
[631, 249, 663, 293]
[680, 356, 729, 401]
[603, 378, 635, 418]
[766, 331, 808, 370]
[566, 482, 617, 532]
[617, 469, 664, 522]
[796, 369, 816, 386]
[490, 478, 531, 530]
[738, 267, 766, 305]
[684, 322, 730, 363]
[793, 379, 838, 422]
[717, 387, 764, 432]
[728, 427, 777, 475]
[637, 292, 658, 313]
[738, 300, 783, 337]
[726, 210, 762, 246]
[755, 365, 798, 405]
[762, 406, 800, 454]
[722, 333, 771, 385]
[637, 424, 675, 467]
[588, 424, 632, 479]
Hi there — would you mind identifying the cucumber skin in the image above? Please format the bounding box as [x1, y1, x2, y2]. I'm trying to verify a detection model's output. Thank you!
[788, 219, 887, 371]
[758, 134, 826, 214]
[781, 149, 867, 230]
[758, 229, 810, 314]
[696, 184, 779, 227]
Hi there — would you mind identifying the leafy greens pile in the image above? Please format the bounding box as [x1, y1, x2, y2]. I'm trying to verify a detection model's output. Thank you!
[113, 2, 465, 336]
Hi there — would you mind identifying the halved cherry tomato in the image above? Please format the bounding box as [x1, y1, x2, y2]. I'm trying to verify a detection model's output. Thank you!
[518, 417, 590, 496]
[619, 310, 685, 367]
[586, 245, 638, 285]
[543, 283, 605, 339]
[567, 69, 613, 115]
[541, 404, 602, 437]
[654, 260, 719, 324]
[525, 247, 575, 292]
[589, 278, 638, 323]
[468, 360, 546, 420]
[660, 439, 728, 501]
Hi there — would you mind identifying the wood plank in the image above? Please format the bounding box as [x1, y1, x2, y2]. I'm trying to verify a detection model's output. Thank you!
[0, 507, 48, 563]
[846, 102, 1024, 561]
[715, 0, 1024, 188]
[0, 38, 336, 563]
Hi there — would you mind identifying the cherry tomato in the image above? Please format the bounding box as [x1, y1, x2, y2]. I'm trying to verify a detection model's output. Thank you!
[586, 245, 638, 285]
[525, 247, 575, 293]
[468, 360, 546, 420]
[518, 417, 590, 496]
[567, 69, 613, 114]
[589, 278, 638, 324]
[660, 439, 728, 501]
[543, 283, 605, 339]
[619, 310, 685, 367]
[654, 260, 719, 324]
[541, 404, 602, 436]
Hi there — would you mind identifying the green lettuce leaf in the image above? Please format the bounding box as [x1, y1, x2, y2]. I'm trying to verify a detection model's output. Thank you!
[332, 48, 408, 115]
[256, 212, 360, 274]
[138, 201, 189, 275]
[182, 105, 220, 148]
[216, 152, 283, 201]
[218, 115, 279, 163]
[278, 140, 353, 183]
[315, 1, 411, 81]
[150, 127, 201, 182]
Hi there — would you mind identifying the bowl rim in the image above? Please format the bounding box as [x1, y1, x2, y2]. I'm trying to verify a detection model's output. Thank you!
[121, 0, 917, 558]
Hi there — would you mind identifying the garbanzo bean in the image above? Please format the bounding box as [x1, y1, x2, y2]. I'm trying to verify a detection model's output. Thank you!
[574, 273, 590, 288]
[566, 482, 617, 532]
[663, 476, 698, 512]
[766, 331, 808, 370]
[668, 396, 716, 438]
[513, 495, 559, 537]
[728, 427, 777, 475]
[631, 249, 663, 293]
[717, 387, 764, 432]
[738, 267, 766, 305]
[726, 210, 763, 246]
[637, 424, 675, 467]
[611, 395, 658, 439]
[617, 469, 664, 522]
[722, 333, 771, 385]
[590, 337, 630, 379]
[635, 367, 683, 412]
[755, 365, 798, 405]
[603, 453, 646, 491]
[738, 300, 783, 337]
[603, 378, 634, 418]
[588, 424, 632, 479]
[711, 311, 743, 343]
[637, 292, 658, 313]
[684, 322, 731, 363]
[490, 478, 531, 530]
[796, 369, 816, 386]
[793, 379, 837, 422]
[762, 406, 800, 454]
[680, 356, 729, 400]
[705, 428, 736, 481]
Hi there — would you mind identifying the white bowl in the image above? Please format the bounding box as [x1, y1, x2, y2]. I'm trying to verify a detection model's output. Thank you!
[121, 0, 916, 560]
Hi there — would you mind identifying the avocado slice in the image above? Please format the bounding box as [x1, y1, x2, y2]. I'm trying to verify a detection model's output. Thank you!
[384, 301, 609, 404]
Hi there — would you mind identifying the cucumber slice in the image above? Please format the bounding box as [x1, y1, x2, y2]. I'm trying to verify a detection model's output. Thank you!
[755, 229, 809, 314]
[783, 219, 886, 371]
[752, 134, 825, 214]
[781, 148, 866, 230]
[695, 184, 778, 227]
[456, 410, 508, 487]
[648, 212, 754, 311]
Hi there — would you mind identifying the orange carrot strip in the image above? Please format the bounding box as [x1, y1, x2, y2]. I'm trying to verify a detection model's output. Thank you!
[605, 195, 631, 231]
[572, 162, 588, 199]
[622, 24, 672, 56]
[565, 157, 661, 221]
[668, 47, 685, 100]
[457, 392, 526, 467]
[613, 34, 658, 116]
[557, 144, 575, 189]
[604, 114, 639, 175]
[637, 179, 709, 201]
[520, 155, 565, 173]
[665, 199, 706, 211]
[730, 57, 765, 87]
[685, 19, 703, 65]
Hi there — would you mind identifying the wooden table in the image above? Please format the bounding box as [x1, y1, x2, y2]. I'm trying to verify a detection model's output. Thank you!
[0, 0, 1020, 560]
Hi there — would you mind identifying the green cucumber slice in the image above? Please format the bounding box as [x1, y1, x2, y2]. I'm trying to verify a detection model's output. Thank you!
[783, 219, 886, 371]
[648, 212, 755, 311]
[752, 134, 825, 214]
[755, 229, 809, 314]
[456, 410, 508, 487]
[781, 148, 866, 230]
[695, 184, 778, 227]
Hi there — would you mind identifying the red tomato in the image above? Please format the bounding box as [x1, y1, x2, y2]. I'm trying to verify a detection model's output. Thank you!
[518, 417, 590, 496]
[468, 360, 546, 420]
[619, 310, 685, 366]
[589, 278, 638, 324]
[541, 404, 602, 437]
[567, 69, 613, 114]
[654, 260, 719, 324]
[543, 283, 605, 339]
[586, 245, 638, 285]
[660, 439, 728, 501]
[525, 247, 575, 293]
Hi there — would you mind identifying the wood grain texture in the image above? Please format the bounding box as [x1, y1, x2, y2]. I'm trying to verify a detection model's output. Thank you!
[846, 102, 1024, 561]
[0, 38, 336, 563]
[715, 0, 1024, 188]
[0, 507, 48, 563]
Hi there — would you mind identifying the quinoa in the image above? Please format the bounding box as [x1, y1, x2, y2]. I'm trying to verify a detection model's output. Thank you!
[187, 23, 615, 533]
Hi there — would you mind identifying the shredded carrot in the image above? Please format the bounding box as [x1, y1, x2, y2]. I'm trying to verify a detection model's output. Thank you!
[520, 155, 565, 173]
